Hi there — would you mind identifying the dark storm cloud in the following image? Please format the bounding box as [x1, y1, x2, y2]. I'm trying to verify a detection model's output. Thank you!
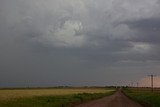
[126, 18, 160, 44]
[0, 0, 160, 87]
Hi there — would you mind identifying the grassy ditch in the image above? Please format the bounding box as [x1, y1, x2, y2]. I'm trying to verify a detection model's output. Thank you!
[123, 88, 160, 107]
[0, 88, 115, 107]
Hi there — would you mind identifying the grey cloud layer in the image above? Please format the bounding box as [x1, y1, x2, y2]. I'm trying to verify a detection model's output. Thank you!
[0, 0, 160, 87]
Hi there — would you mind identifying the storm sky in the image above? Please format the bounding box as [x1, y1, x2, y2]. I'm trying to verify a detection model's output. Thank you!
[0, 0, 160, 87]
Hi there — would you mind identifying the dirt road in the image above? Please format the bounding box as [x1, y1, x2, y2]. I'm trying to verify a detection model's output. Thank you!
[75, 91, 143, 107]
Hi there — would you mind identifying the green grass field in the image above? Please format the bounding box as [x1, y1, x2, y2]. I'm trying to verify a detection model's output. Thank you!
[123, 88, 160, 107]
[0, 88, 115, 107]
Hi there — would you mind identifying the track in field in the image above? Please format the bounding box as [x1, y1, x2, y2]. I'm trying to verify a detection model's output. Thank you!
[75, 91, 143, 107]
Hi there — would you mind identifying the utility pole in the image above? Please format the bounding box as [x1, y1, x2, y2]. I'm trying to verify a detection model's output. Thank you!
[136, 82, 139, 91]
[136, 82, 139, 88]
[148, 74, 156, 92]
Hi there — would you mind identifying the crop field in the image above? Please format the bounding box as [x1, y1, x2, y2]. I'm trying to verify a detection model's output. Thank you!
[0, 88, 115, 107]
[0, 88, 112, 101]
[123, 88, 160, 107]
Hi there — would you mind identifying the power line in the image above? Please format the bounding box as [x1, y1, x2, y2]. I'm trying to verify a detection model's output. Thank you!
[148, 74, 156, 92]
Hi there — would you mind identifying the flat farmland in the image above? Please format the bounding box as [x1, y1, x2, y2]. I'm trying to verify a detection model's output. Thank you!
[123, 88, 160, 107]
[0, 88, 115, 107]
[0, 88, 113, 101]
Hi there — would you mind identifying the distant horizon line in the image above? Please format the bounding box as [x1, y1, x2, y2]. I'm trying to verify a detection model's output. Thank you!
[0, 86, 160, 89]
